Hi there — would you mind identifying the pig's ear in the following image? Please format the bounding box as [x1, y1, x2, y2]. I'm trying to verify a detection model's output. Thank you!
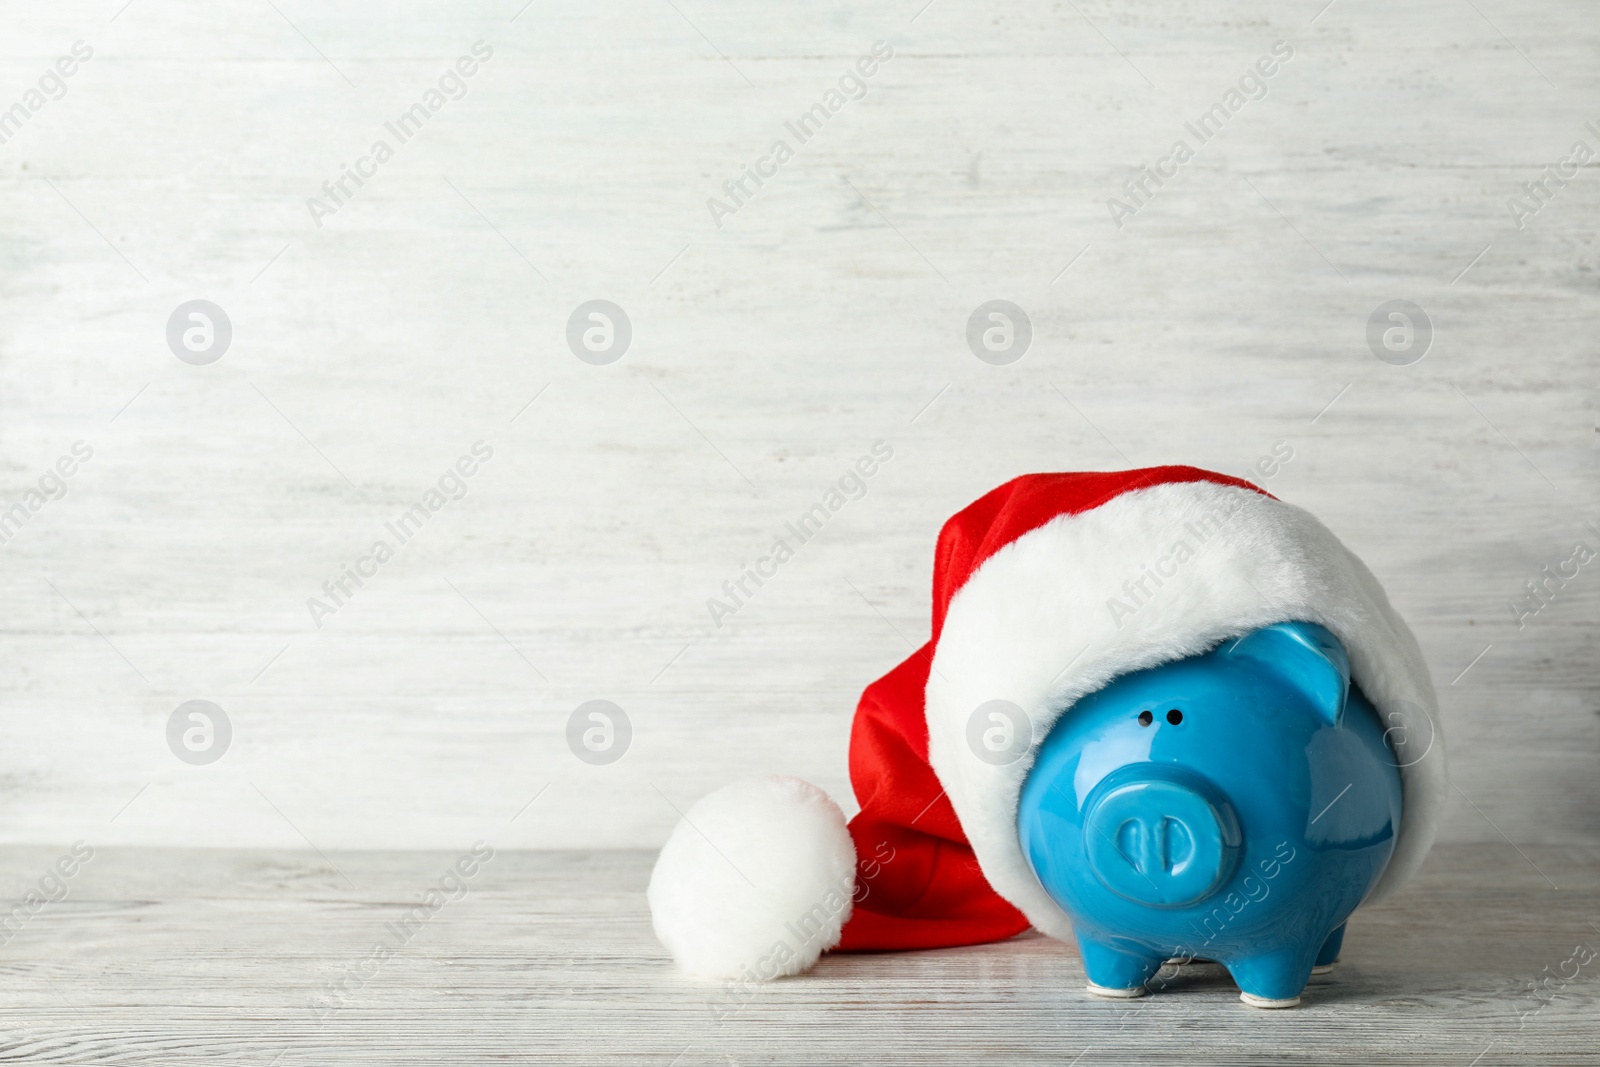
[1223, 621, 1349, 726]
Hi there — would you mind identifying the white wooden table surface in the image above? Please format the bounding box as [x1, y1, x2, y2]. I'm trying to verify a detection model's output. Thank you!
[1, 843, 1595, 1065]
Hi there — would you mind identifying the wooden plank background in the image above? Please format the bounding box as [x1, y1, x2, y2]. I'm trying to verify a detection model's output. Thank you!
[0, 0, 1595, 855]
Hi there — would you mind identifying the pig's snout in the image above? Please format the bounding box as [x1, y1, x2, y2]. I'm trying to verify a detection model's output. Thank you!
[1082, 767, 1242, 908]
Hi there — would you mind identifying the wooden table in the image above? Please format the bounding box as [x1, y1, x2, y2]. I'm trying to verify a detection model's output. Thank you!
[2, 842, 1595, 1064]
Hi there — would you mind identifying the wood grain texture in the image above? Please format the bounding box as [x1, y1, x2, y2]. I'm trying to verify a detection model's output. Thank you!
[0, 0, 1596, 851]
[0, 844, 1594, 1064]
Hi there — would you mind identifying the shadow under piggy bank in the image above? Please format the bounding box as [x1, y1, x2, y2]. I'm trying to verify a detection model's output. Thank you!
[1018, 621, 1403, 1008]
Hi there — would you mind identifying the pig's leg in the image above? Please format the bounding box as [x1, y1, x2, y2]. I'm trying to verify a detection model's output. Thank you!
[1077, 934, 1164, 998]
[1228, 939, 1321, 1008]
[1311, 922, 1346, 975]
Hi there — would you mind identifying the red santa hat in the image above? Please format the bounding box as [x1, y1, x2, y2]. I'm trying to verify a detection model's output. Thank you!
[648, 466, 1446, 980]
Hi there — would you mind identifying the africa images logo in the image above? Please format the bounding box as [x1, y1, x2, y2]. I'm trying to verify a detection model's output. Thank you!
[705, 41, 894, 229]
[306, 42, 495, 228]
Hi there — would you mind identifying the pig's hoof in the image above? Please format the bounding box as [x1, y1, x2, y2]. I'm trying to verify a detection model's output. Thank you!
[1086, 982, 1148, 999]
[1310, 962, 1335, 976]
[1163, 956, 1196, 966]
[1239, 991, 1301, 1009]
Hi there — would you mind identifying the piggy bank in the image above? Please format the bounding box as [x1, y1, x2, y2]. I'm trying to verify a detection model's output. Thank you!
[1017, 621, 1402, 1008]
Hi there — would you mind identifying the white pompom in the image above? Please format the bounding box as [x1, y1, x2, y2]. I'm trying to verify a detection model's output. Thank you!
[648, 776, 857, 980]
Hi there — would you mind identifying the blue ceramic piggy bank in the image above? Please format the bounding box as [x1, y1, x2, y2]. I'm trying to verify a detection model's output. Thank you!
[1017, 621, 1402, 1008]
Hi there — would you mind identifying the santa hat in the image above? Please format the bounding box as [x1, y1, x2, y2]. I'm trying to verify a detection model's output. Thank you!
[648, 466, 1446, 980]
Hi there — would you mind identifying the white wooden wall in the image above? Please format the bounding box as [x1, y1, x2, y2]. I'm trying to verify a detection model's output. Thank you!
[0, 0, 1594, 853]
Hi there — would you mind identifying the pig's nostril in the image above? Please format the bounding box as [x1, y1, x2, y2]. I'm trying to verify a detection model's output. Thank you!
[1167, 709, 1183, 725]
[1138, 711, 1153, 726]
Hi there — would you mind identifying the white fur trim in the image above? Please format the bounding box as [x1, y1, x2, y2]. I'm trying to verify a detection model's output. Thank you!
[648, 776, 856, 980]
[924, 481, 1445, 943]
